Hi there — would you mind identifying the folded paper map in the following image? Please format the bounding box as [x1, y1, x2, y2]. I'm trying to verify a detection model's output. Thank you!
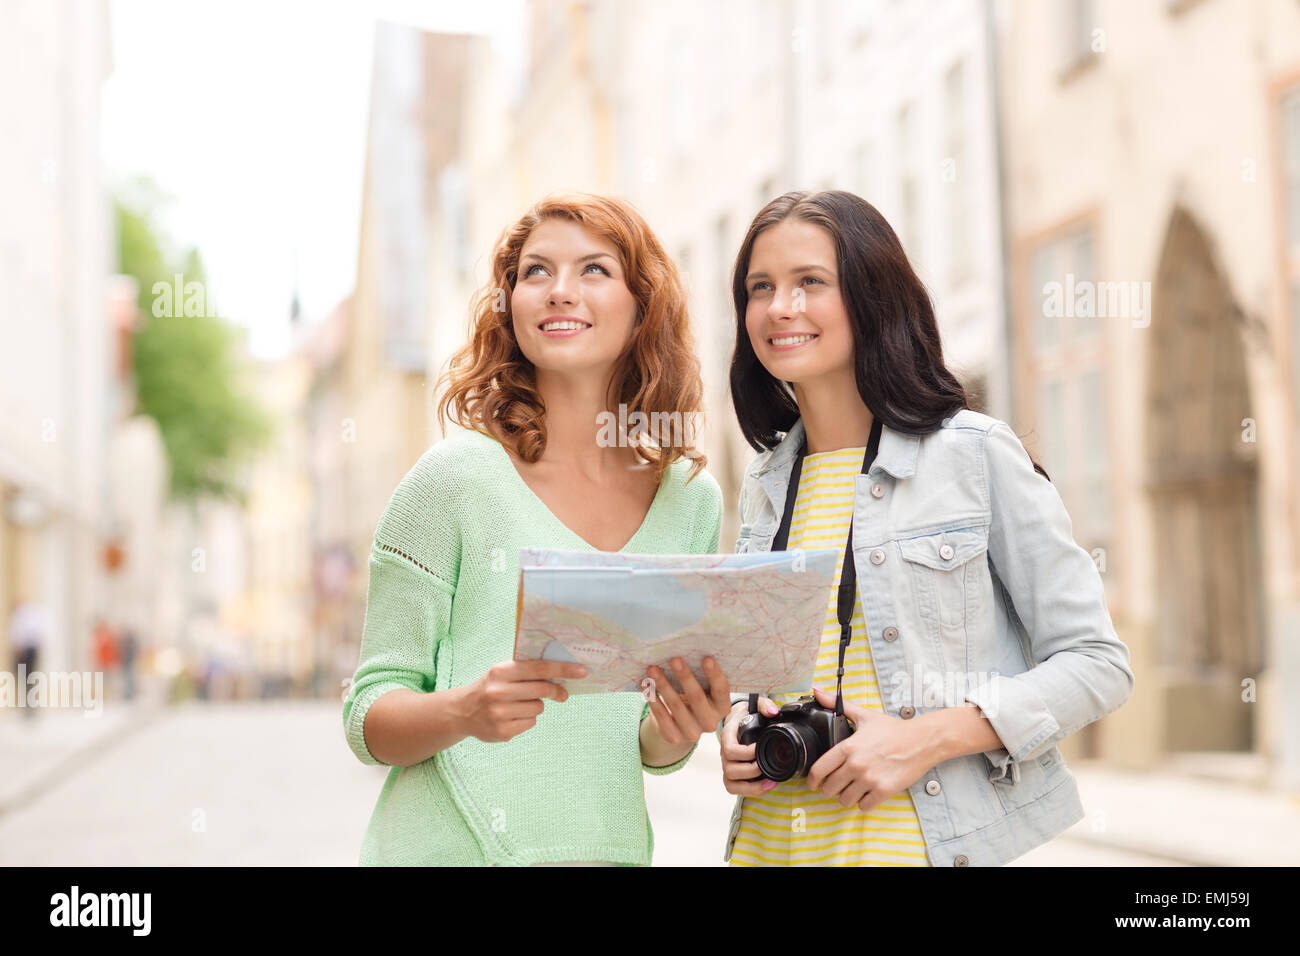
[512, 547, 839, 696]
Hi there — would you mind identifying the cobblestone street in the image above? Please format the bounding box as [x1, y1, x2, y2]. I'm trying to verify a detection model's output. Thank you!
[4, 700, 1293, 866]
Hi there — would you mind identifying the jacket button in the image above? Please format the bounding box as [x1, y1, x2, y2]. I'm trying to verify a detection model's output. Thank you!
[869, 548, 886, 565]
[899, 705, 915, 719]
[953, 854, 969, 867]
[939, 543, 954, 560]
[925, 779, 941, 796]
[882, 626, 899, 642]
[870, 482, 885, 498]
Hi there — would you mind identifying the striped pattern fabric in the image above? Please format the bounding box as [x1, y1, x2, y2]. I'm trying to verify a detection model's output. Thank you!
[729, 446, 932, 866]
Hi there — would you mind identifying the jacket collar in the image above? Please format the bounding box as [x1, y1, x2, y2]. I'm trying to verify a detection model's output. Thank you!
[753, 416, 920, 480]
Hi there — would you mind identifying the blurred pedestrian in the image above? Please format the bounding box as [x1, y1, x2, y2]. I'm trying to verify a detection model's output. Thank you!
[120, 628, 139, 701]
[9, 598, 50, 721]
[92, 618, 120, 696]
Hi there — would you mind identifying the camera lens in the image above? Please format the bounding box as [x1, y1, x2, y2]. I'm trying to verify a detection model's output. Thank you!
[755, 723, 822, 782]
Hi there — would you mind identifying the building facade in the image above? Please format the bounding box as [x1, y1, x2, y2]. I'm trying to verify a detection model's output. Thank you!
[999, 0, 1300, 783]
[0, 0, 114, 684]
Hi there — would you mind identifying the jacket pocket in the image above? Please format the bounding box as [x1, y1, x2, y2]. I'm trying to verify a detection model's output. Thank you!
[897, 525, 990, 675]
[990, 747, 1067, 814]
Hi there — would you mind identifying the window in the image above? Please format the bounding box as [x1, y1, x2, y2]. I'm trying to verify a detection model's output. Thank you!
[1283, 87, 1300, 249]
[1025, 221, 1111, 550]
[944, 60, 971, 288]
[1059, 0, 1098, 78]
[667, 39, 696, 153]
[1079, 366, 1111, 532]
[709, 2, 731, 127]
[1034, 365, 1111, 548]
[900, 179, 918, 259]
[1038, 378, 1066, 479]
[1072, 229, 1096, 337]
[439, 164, 470, 282]
[897, 102, 918, 258]
[853, 144, 872, 198]
[1032, 245, 1059, 350]
[1281, 87, 1300, 421]
[817, 0, 835, 84]
[1032, 224, 1097, 353]
[715, 215, 734, 367]
[1293, 279, 1300, 412]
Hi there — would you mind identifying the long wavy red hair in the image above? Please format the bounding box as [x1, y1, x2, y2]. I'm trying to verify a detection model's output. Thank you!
[436, 192, 708, 486]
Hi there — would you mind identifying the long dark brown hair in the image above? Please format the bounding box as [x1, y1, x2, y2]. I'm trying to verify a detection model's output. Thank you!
[728, 190, 1049, 480]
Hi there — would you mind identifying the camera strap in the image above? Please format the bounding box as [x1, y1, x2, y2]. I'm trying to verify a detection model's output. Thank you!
[766, 416, 883, 718]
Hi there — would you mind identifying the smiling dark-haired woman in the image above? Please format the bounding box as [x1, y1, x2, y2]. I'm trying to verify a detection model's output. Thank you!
[716, 189, 1134, 867]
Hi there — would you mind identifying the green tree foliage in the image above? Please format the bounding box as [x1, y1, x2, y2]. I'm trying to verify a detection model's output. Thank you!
[115, 178, 272, 501]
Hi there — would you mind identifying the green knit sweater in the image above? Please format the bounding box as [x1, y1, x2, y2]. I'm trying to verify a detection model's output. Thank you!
[342, 426, 723, 866]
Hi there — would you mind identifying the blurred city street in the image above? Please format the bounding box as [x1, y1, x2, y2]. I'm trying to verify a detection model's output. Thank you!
[0, 699, 378, 866]
[3, 0, 1300, 870]
[1, 700, 1296, 866]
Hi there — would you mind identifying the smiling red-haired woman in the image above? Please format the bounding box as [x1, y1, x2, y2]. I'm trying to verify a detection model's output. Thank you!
[343, 192, 731, 866]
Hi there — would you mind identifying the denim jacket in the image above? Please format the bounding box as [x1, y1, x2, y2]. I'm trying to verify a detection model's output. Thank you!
[720, 408, 1134, 866]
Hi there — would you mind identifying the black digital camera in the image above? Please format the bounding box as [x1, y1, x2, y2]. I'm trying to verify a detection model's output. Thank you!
[736, 695, 856, 782]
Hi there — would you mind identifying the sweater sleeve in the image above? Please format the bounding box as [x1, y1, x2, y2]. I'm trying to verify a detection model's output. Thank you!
[694, 468, 723, 555]
[342, 451, 461, 766]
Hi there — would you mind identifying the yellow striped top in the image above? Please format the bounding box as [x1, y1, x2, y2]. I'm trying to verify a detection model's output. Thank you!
[729, 446, 932, 867]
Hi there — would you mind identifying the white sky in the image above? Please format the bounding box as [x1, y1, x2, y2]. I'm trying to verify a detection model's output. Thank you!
[103, 0, 525, 359]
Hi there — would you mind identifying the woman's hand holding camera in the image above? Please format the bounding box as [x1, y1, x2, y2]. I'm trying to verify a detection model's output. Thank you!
[804, 686, 939, 812]
[719, 694, 781, 795]
[456, 659, 586, 743]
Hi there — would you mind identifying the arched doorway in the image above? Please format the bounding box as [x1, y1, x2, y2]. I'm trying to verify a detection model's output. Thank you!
[1146, 206, 1264, 752]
